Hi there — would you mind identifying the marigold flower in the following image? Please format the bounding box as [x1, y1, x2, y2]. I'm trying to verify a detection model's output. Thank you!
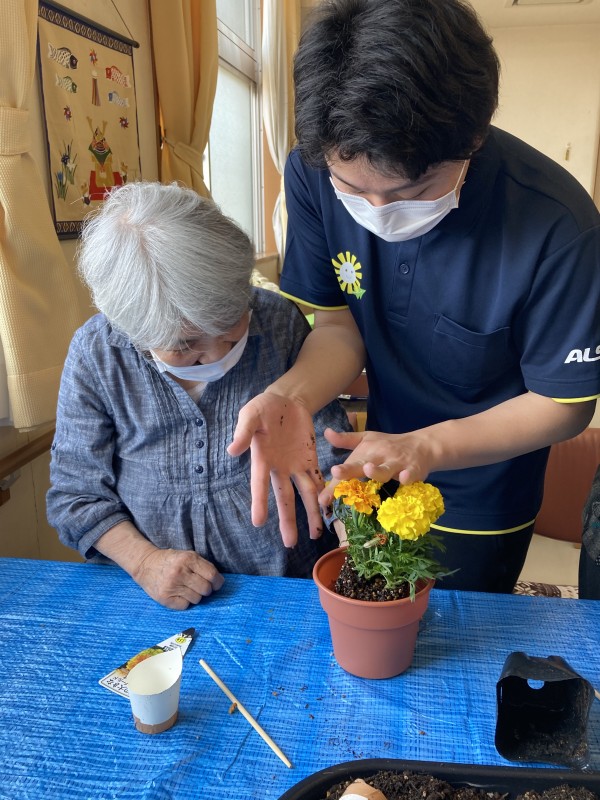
[377, 482, 445, 540]
[397, 481, 445, 519]
[332, 478, 447, 596]
[333, 478, 382, 515]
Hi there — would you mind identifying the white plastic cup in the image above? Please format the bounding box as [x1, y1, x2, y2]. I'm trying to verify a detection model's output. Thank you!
[126, 648, 183, 734]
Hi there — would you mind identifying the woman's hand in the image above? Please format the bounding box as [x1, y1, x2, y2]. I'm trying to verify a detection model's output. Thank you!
[95, 522, 224, 610]
[228, 391, 325, 548]
[132, 548, 224, 610]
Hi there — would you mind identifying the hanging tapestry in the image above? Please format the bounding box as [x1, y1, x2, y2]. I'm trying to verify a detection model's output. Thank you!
[37, 2, 141, 238]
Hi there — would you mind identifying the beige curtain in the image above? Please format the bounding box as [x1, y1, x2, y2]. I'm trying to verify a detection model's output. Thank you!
[262, 0, 301, 259]
[0, 0, 84, 430]
[150, 0, 218, 197]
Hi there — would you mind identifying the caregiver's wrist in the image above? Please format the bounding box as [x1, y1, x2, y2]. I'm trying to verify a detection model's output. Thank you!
[264, 383, 312, 413]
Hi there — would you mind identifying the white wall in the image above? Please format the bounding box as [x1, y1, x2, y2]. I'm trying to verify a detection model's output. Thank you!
[491, 23, 600, 195]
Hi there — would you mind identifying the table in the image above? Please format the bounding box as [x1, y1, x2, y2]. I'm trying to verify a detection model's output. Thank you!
[0, 558, 598, 800]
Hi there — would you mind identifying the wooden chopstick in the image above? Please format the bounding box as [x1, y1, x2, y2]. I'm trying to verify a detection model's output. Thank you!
[199, 659, 292, 769]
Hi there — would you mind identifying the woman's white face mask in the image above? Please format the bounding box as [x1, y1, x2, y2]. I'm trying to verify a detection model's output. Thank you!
[330, 160, 469, 242]
[150, 314, 251, 383]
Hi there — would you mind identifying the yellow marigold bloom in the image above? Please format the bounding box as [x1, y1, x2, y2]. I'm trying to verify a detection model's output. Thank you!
[333, 478, 382, 515]
[377, 482, 445, 540]
[396, 481, 445, 519]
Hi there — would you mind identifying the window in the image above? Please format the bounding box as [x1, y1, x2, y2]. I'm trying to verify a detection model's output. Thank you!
[215, 0, 256, 48]
[205, 0, 263, 250]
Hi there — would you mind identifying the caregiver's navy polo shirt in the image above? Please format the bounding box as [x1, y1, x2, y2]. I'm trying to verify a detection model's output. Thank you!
[280, 127, 600, 535]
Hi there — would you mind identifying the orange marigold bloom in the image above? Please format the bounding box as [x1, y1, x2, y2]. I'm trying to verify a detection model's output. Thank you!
[333, 478, 382, 515]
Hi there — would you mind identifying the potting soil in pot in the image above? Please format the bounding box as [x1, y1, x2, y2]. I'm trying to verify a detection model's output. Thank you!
[334, 556, 413, 601]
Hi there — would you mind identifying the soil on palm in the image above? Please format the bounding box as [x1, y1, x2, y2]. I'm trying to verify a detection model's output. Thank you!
[334, 555, 411, 601]
[321, 769, 598, 800]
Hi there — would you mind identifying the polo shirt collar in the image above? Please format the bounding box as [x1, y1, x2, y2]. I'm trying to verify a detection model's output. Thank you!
[436, 127, 501, 236]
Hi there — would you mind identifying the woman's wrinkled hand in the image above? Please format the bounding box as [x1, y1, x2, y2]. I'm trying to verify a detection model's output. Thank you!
[228, 391, 325, 548]
[132, 548, 224, 610]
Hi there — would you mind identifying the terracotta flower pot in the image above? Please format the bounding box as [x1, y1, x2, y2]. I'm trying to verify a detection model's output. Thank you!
[313, 548, 434, 679]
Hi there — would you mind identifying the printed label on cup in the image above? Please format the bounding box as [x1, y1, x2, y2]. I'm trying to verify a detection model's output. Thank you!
[99, 628, 194, 698]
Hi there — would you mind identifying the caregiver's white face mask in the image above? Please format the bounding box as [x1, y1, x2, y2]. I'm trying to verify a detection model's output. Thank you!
[330, 160, 469, 243]
[150, 320, 250, 383]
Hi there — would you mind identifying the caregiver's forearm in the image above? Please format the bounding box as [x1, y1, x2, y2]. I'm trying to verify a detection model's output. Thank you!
[266, 308, 366, 415]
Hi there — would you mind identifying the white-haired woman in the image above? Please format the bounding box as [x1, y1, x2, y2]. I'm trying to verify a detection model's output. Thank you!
[47, 182, 351, 609]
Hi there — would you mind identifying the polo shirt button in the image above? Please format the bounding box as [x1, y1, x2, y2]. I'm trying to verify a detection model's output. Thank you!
[194, 465, 204, 474]
[400, 262, 410, 275]
[195, 418, 204, 427]
[196, 440, 205, 448]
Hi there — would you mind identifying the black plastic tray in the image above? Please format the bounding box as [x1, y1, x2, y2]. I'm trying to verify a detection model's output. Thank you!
[278, 759, 600, 800]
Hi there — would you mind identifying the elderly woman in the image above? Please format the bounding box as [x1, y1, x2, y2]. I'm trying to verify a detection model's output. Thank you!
[47, 182, 351, 609]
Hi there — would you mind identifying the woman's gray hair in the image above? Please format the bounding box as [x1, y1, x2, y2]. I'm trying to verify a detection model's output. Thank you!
[77, 181, 255, 349]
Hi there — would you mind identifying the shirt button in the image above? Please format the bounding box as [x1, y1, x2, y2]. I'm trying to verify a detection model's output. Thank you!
[400, 262, 410, 275]
[196, 440, 205, 448]
[195, 418, 204, 427]
[194, 465, 204, 474]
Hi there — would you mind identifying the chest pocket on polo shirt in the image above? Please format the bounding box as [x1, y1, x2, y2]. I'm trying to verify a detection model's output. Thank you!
[430, 315, 513, 389]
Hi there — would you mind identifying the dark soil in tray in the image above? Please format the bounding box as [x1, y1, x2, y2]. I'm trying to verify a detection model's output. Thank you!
[321, 769, 599, 800]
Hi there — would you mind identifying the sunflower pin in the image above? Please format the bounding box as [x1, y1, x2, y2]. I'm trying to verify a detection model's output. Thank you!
[332, 251, 365, 299]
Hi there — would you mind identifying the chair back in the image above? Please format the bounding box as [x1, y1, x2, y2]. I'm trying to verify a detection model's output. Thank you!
[536, 427, 600, 542]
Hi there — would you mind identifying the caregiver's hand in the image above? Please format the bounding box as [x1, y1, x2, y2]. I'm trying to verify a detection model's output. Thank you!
[228, 391, 325, 548]
[318, 427, 435, 509]
[320, 392, 598, 510]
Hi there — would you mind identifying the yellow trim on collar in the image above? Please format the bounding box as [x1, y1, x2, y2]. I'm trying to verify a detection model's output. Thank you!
[430, 518, 536, 535]
[552, 395, 600, 403]
[278, 290, 348, 312]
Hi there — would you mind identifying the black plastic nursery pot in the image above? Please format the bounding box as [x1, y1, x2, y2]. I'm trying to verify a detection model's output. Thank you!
[277, 759, 600, 800]
[495, 653, 595, 768]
